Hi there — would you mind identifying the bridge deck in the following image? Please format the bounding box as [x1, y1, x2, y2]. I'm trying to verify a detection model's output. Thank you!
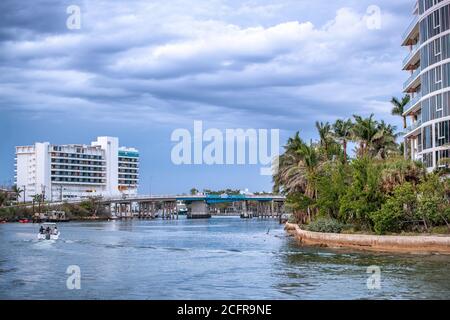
[100, 194, 285, 204]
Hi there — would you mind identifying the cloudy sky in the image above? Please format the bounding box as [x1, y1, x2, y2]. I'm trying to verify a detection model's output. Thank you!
[0, 0, 414, 194]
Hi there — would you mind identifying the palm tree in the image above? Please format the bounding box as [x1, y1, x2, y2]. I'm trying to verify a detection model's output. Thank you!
[352, 114, 379, 158]
[0, 191, 7, 207]
[11, 185, 23, 203]
[333, 119, 353, 162]
[296, 143, 322, 200]
[390, 95, 410, 129]
[273, 132, 306, 195]
[370, 121, 400, 159]
[274, 132, 326, 223]
[32, 194, 43, 215]
[380, 158, 425, 194]
[315, 121, 333, 155]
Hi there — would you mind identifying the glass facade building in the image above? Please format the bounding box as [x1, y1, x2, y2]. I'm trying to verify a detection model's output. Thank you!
[403, 0, 450, 170]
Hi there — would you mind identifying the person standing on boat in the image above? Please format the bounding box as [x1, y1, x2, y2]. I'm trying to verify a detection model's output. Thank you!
[39, 226, 44, 234]
[53, 226, 58, 235]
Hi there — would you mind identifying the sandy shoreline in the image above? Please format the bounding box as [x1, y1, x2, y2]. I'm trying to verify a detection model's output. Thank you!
[285, 223, 450, 254]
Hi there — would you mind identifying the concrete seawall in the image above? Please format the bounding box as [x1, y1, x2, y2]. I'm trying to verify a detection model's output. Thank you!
[285, 223, 450, 254]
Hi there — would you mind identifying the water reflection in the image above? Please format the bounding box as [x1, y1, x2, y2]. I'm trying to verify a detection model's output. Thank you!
[0, 217, 449, 300]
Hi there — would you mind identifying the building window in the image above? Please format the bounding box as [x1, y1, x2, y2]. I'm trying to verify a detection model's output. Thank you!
[423, 152, 434, 168]
[436, 149, 450, 168]
[433, 10, 440, 31]
[436, 94, 443, 112]
[435, 65, 442, 84]
[418, 133, 423, 152]
[434, 38, 441, 57]
[435, 120, 450, 146]
[423, 125, 433, 149]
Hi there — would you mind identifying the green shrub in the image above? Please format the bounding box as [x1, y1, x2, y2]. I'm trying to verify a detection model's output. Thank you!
[339, 157, 384, 228]
[371, 182, 417, 234]
[287, 214, 297, 223]
[306, 218, 344, 233]
[316, 162, 349, 219]
[416, 174, 449, 230]
[0, 206, 33, 221]
[60, 203, 90, 218]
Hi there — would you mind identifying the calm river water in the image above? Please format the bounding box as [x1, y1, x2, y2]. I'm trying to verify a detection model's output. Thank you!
[0, 217, 449, 300]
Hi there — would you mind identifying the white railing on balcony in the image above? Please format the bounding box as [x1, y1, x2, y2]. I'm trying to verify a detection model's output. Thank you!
[402, 42, 420, 68]
[404, 92, 422, 114]
[402, 15, 419, 42]
[403, 67, 421, 90]
[406, 119, 422, 134]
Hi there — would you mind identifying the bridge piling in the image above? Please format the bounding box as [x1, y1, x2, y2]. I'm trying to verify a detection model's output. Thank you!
[151, 202, 155, 219]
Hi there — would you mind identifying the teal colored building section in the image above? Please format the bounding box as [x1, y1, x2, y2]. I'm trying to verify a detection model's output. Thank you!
[118, 150, 139, 158]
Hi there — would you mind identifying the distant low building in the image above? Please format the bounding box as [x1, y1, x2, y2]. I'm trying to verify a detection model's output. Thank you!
[15, 136, 139, 201]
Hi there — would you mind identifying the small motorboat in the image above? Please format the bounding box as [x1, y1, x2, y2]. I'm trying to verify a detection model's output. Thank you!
[240, 212, 253, 219]
[19, 219, 30, 223]
[37, 222, 60, 240]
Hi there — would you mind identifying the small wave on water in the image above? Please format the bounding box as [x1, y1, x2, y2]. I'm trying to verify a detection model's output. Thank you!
[135, 245, 157, 250]
[105, 244, 127, 249]
[10, 279, 27, 287]
[33, 240, 56, 248]
[163, 247, 188, 252]
[0, 267, 18, 274]
[15, 232, 35, 239]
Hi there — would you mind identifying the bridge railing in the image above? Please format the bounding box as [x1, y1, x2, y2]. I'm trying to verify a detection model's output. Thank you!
[53, 193, 286, 204]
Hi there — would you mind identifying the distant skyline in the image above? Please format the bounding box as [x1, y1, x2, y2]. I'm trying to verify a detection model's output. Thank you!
[1, 0, 413, 194]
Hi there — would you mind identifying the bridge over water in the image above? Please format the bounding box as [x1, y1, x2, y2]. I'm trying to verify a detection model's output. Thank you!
[100, 194, 286, 219]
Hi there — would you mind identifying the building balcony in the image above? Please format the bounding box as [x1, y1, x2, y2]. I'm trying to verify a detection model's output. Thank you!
[403, 67, 421, 92]
[405, 119, 422, 137]
[402, 43, 420, 70]
[403, 92, 422, 116]
[118, 160, 140, 164]
[402, 15, 419, 46]
[52, 180, 106, 186]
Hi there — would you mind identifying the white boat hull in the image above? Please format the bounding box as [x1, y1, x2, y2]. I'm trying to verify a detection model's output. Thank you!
[38, 232, 60, 240]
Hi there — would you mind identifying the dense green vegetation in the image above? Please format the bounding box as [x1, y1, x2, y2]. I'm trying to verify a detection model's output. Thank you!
[274, 107, 450, 234]
[0, 196, 109, 222]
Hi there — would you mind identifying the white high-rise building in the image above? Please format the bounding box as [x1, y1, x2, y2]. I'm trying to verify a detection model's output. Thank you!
[402, 0, 450, 170]
[15, 136, 139, 202]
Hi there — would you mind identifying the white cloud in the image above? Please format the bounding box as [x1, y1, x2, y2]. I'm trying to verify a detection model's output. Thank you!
[0, 0, 411, 131]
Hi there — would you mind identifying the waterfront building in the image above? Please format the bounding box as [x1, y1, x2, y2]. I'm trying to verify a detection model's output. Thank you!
[15, 137, 139, 201]
[402, 0, 450, 170]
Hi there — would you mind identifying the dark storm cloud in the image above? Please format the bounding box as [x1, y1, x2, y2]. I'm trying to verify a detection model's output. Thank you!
[0, 0, 77, 41]
[0, 0, 414, 131]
